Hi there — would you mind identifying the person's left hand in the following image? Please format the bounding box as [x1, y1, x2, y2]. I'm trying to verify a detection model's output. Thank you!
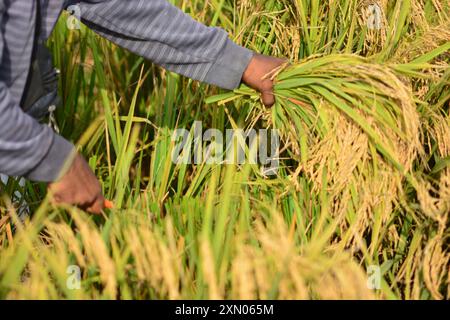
[241, 54, 288, 107]
[47, 153, 106, 214]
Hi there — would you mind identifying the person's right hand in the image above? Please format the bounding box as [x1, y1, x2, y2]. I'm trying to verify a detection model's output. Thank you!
[241, 53, 288, 107]
[47, 153, 105, 214]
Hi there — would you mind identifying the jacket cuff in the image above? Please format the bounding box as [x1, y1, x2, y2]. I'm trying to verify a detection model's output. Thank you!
[25, 134, 76, 182]
[204, 38, 254, 90]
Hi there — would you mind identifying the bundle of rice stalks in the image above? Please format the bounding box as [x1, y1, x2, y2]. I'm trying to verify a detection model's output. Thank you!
[208, 53, 430, 245]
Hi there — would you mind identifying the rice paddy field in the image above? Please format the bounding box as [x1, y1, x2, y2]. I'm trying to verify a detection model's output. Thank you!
[0, 0, 449, 300]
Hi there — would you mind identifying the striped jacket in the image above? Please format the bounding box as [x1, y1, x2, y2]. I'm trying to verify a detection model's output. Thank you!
[0, 0, 253, 182]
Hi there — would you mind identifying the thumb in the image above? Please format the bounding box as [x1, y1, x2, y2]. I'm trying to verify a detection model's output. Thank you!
[261, 89, 275, 107]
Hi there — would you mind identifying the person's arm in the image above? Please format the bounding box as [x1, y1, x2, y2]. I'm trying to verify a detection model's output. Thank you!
[70, 0, 287, 105]
[47, 0, 286, 214]
[70, 0, 254, 90]
[0, 4, 74, 183]
[0, 3, 104, 214]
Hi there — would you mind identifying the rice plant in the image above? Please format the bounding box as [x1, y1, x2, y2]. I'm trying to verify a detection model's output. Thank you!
[0, 0, 449, 300]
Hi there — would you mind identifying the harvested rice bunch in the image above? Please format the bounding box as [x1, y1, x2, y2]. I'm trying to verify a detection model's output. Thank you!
[211, 54, 423, 176]
[208, 54, 426, 243]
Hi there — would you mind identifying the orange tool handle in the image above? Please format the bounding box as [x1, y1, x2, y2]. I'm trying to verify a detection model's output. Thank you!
[104, 199, 115, 209]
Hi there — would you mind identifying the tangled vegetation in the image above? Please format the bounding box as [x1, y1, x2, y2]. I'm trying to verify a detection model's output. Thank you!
[0, 0, 449, 299]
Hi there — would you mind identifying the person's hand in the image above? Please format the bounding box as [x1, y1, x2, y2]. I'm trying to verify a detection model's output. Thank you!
[241, 53, 288, 107]
[47, 153, 105, 214]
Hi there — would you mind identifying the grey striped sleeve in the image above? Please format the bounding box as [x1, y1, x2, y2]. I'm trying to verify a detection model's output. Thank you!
[0, 84, 74, 181]
[74, 0, 254, 90]
[1, 0, 254, 183]
[0, 1, 74, 182]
